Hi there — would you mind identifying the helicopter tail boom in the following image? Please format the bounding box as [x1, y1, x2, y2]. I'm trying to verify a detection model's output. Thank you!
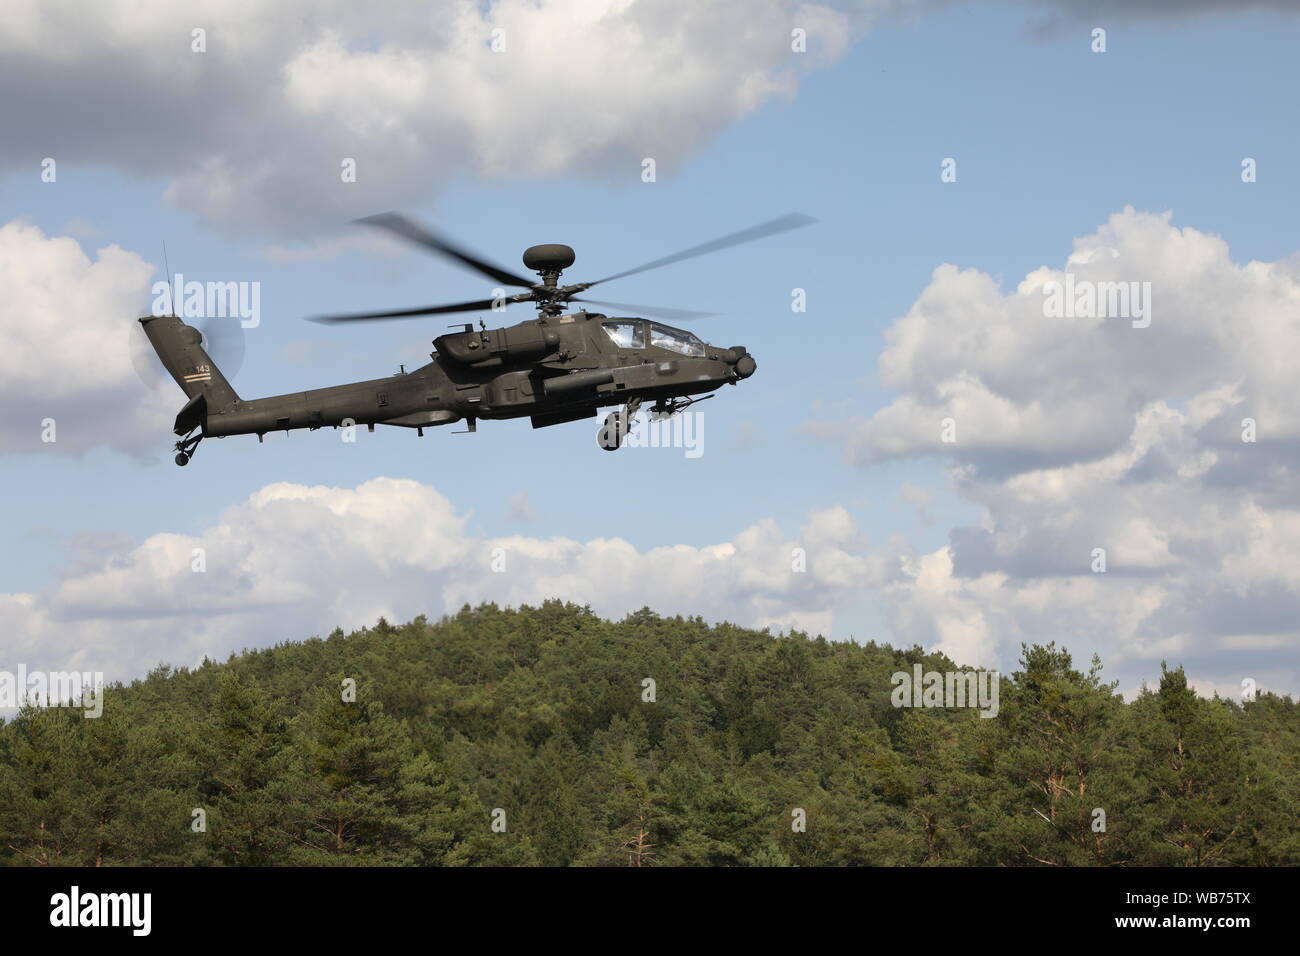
[139, 314, 241, 425]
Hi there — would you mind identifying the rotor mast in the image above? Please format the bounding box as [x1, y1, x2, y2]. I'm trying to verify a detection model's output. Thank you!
[522, 244, 579, 317]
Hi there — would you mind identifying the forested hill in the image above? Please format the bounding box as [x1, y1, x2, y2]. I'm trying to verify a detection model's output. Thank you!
[2, 602, 1296, 866]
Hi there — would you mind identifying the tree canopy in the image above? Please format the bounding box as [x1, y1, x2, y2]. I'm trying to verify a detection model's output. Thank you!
[2, 602, 1294, 866]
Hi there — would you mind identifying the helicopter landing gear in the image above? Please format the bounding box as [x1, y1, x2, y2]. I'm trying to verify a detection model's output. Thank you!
[173, 431, 202, 467]
[597, 398, 641, 451]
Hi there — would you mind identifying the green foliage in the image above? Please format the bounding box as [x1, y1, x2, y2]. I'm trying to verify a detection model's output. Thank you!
[0, 603, 1295, 866]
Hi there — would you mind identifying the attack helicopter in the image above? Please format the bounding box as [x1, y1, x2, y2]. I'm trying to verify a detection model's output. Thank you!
[140, 211, 813, 465]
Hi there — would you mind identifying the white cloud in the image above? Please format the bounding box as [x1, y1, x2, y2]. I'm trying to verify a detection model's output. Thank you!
[1, 478, 882, 685]
[5, 464, 1289, 701]
[0, 0, 872, 236]
[825, 209, 1300, 475]
[812, 209, 1300, 692]
[0, 221, 171, 455]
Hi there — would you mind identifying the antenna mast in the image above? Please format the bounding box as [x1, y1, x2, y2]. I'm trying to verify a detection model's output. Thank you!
[162, 242, 177, 317]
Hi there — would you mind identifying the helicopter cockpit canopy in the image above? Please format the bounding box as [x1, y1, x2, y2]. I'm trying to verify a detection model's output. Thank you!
[602, 320, 644, 349]
[649, 323, 705, 358]
[602, 319, 706, 357]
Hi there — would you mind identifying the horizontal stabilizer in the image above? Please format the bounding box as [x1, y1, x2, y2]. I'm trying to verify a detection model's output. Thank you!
[174, 392, 207, 436]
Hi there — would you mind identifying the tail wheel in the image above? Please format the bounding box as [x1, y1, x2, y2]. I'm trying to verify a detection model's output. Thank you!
[173, 431, 201, 466]
[598, 411, 625, 451]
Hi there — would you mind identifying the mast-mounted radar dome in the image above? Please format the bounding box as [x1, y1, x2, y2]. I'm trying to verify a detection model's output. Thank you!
[522, 244, 576, 273]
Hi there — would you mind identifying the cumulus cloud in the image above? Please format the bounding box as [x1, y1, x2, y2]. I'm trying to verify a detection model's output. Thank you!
[812, 209, 1300, 691]
[1, 478, 884, 685]
[0, 0, 871, 237]
[3, 466, 1280, 701]
[0, 220, 172, 455]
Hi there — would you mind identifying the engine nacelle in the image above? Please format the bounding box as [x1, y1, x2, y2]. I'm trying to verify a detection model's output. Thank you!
[434, 323, 560, 367]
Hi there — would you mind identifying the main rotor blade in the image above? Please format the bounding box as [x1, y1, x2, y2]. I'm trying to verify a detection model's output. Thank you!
[309, 294, 534, 324]
[586, 212, 816, 287]
[356, 212, 536, 289]
[574, 298, 717, 321]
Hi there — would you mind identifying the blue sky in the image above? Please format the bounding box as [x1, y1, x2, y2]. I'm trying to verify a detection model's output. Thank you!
[3, 0, 1298, 698]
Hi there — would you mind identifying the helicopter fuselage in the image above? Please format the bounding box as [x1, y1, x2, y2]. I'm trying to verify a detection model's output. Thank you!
[143, 310, 755, 461]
